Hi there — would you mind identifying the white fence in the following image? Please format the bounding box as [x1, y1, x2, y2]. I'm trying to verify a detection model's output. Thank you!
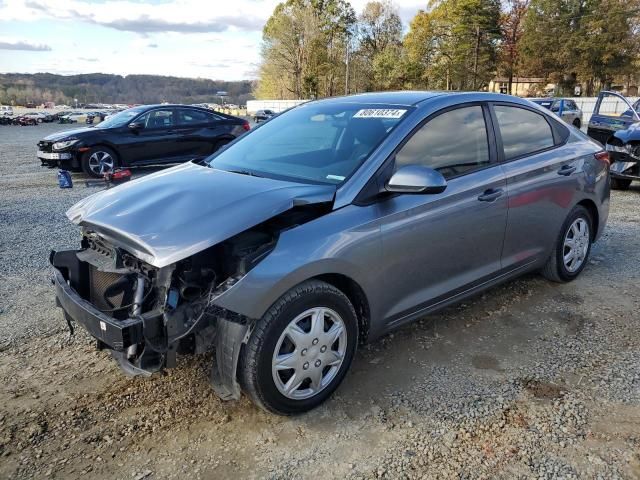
[246, 99, 309, 115]
[529, 96, 639, 125]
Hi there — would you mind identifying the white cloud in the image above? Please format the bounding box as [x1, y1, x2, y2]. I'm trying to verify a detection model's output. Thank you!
[3, 0, 427, 34]
[0, 0, 429, 79]
[0, 37, 51, 51]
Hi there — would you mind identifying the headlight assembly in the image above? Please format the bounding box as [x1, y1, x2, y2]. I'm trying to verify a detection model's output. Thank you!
[52, 139, 79, 150]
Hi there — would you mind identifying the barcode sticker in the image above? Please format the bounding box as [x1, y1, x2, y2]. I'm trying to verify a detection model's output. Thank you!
[353, 109, 407, 119]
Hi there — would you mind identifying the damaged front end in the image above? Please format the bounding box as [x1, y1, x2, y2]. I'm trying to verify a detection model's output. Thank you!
[606, 127, 640, 182]
[51, 229, 264, 398]
[52, 165, 335, 399]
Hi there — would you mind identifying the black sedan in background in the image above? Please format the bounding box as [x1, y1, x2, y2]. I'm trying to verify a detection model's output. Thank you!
[37, 105, 250, 177]
[253, 109, 276, 122]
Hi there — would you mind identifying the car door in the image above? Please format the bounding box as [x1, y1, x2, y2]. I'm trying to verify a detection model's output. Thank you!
[119, 108, 182, 165]
[494, 103, 581, 269]
[375, 104, 508, 326]
[587, 91, 639, 145]
[174, 108, 228, 158]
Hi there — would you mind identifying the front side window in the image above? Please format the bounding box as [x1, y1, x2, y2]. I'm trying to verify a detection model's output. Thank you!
[395, 106, 490, 179]
[137, 109, 174, 129]
[96, 106, 146, 128]
[494, 106, 554, 160]
[209, 103, 409, 184]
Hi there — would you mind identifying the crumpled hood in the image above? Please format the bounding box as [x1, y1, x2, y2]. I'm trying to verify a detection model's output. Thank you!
[67, 162, 336, 268]
[43, 127, 97, 141]
[613, 121, 640, 143]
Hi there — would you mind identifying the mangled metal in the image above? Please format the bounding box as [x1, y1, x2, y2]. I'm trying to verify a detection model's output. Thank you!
[52, 163, 335, 398]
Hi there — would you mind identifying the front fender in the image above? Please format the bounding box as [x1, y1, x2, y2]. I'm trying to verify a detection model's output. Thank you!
[211, 204, 382, 321]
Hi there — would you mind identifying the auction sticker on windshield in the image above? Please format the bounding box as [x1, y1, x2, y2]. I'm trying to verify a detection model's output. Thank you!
[353, 109, 407, 119]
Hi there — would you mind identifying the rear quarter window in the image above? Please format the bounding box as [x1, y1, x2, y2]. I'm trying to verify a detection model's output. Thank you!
[494, 105, 556, 160]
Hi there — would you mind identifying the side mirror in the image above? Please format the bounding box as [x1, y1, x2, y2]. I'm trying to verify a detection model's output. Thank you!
[128, 122, 143, 131]
[386, 165, 447, 194]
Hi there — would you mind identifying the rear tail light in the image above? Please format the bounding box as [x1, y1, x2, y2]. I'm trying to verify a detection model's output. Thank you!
[242, 121, 250, 132]
[594, 151, 610, 166]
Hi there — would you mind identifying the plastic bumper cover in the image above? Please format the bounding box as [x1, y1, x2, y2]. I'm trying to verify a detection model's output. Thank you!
[53, 267, 143, 351]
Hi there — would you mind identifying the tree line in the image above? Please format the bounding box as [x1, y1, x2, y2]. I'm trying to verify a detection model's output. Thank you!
[0, 73, 253, 106]
[255, 0, 640, 99]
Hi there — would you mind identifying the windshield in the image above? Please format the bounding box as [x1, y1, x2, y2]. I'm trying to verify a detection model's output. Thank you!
[209, 103, 410, 184]
[97, 106, 146, 128]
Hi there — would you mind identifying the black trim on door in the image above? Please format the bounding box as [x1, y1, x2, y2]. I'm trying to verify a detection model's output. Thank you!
[488, 102, 570, 164]
[354, 101, 500, 205]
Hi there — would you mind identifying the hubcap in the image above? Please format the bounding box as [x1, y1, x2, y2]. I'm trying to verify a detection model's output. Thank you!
[563, 217, 590, 273]
[88, 151, 114, 175]
[272, 307, 347, 400]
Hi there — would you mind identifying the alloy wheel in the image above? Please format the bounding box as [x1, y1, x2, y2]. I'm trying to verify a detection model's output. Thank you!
[88, 151, 115, 176]
[271, 307, 347, 400]
[563, 217, 590, 273]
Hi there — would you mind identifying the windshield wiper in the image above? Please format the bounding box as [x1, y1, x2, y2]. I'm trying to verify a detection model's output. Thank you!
[226, 169, 263, 178]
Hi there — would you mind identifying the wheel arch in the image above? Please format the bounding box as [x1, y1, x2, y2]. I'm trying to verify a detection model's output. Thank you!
[84, 143, 121, 161]
[576, 198, 599, 239]
[313, 273, 370, 344]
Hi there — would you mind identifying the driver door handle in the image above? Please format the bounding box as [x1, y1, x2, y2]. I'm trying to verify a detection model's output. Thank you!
[477, 188, 503, 202]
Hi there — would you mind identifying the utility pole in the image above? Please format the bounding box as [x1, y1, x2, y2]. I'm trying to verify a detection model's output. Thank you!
[472, 25, 480, 91]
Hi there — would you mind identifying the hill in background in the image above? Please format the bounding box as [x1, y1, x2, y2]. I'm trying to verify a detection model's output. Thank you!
[0, 73, 254, 106]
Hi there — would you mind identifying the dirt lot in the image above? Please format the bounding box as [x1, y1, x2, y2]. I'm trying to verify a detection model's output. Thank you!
[1, 123, 639, 480]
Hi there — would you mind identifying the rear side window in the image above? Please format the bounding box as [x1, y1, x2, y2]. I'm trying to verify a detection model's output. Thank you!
[494, 106, 554, 160]
[178, 109, 221, 125]
[396, 106, 490, 179]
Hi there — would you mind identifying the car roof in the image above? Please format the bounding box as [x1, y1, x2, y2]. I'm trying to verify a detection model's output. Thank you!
[306, 91, 539, 108]
[138, 104, 213, 111]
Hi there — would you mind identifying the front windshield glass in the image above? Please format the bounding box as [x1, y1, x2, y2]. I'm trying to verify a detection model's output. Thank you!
[97, 106, 146, 128]
[209, 103, 410, 184]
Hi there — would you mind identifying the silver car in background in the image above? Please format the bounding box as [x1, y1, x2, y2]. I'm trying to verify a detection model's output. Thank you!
[531, 98, 584, 129]
[51, 92, 610, 414]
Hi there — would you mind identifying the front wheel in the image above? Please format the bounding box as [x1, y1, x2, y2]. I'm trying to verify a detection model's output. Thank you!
[81, 146, 118, 178]
[239, 280, 358, 415]
[611, 177, 632, 190]
[541, 205, 593, 282]
[572, 118, 581, 129]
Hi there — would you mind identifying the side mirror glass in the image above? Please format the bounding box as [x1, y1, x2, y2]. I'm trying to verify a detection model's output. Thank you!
[128, 122, 143, 130]
[386, 165, 447, 194]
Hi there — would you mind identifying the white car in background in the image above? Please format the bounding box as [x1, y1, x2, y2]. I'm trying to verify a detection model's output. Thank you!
[1, 105, 13, 116]
[59, 112, 88, 124]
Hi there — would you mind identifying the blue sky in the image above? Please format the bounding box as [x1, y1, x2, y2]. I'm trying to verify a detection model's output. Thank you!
[0, 0, 425, 80]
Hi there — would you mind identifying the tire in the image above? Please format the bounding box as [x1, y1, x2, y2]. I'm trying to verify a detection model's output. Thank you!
[81, 146, 119, 178]
[572, 119, 581, 129]
[239, 280, 358, 415]
[541, 205, 593, 283]
[611, 177, 632, 190]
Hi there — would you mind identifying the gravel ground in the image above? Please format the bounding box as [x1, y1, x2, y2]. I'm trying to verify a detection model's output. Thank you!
[0, 123, 639, 479]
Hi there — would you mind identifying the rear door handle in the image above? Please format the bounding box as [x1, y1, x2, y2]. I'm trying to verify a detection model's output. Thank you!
[558, 165, 576, 176]
[477, 188, 503, 202]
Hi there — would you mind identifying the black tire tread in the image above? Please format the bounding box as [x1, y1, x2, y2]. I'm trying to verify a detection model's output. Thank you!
[541, 205, 592, 283]
[239, 279, 357, 415]
[611, 178, 632, 190]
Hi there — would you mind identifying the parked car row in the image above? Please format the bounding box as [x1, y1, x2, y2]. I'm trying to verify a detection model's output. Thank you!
[37, 104, 250, 177]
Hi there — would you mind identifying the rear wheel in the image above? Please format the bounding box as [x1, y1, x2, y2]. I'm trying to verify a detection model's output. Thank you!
[239, 280, 358, 415]
[541, 205, 593, 283]
[611, 177, 632, 190]
[572, 118, 581, 129]
[81, 146, 118, 178]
